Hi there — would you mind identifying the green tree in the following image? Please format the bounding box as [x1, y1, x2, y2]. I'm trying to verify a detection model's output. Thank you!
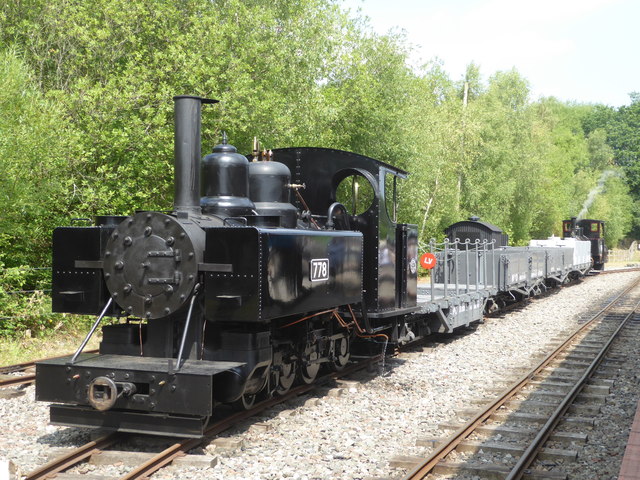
[0, 49, 81, 267]
[582, 93, 640, 237]
[586, 172, 634, 247]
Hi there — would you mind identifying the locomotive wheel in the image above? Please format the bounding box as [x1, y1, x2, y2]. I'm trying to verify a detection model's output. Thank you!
[300, 362, 320, 384]
[300, 345, 320, 384]
[330, 335, 350, 371]
[233, 392, 257, 410]
[277, 359, 297, 395]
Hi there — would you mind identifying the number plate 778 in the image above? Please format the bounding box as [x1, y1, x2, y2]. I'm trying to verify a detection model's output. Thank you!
[310, 259, 330, 282]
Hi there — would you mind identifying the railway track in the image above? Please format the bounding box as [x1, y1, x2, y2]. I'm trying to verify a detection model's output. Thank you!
[0, 349, 99, 388]
[23, 356, 380, 480]
[0, 371, 35, 388]
[597, 266, 640, 275]
[401, 275, 640, 480]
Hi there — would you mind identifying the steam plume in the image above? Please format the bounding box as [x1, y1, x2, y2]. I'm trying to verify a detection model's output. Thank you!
[577, 169, 619, 220]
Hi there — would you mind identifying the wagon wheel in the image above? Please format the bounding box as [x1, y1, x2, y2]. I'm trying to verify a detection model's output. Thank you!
[329, 335, 350, 371]
[277, 358, 297, 395]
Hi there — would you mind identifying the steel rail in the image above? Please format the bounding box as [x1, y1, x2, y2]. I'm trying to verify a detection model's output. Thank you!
[24, 432, 122, 480]
[0, 373, 35, 387]
[0, 361, 37, 375]
[403, 274, 640, 480]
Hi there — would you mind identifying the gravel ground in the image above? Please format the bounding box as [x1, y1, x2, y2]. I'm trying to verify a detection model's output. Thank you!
[1, 271, 639, 480]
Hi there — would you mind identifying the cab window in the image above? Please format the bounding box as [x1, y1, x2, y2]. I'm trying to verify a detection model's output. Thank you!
[336, 173, 375, 216]
[385, 173, 397, 223]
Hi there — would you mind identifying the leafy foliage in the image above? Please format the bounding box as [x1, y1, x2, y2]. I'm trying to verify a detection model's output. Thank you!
[583, 93, 640, 236]
[0, 49, 82, 266]
[0, 0, 638, 335]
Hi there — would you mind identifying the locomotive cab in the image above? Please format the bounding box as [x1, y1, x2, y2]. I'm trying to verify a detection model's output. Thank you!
[272, 148, 420, 345]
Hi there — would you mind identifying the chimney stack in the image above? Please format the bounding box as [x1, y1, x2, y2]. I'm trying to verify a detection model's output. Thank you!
[172, 95, 218, 214]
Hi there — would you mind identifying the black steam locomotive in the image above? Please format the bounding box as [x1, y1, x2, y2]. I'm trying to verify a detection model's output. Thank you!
[36, 96, 606, 438]
[36, 96, 419, 437]
[562, 217, 608, 270]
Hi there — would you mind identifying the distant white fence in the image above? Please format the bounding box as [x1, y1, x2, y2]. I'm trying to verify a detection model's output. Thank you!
[608, 241, 640, 264]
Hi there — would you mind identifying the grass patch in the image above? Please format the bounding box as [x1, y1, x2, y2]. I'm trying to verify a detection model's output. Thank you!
[0, 320, 101, 366]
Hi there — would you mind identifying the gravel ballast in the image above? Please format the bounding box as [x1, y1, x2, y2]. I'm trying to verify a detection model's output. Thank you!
[1, 271, 639, 480]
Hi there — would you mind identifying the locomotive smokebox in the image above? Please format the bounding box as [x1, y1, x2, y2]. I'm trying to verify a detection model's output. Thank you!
[173, 95, 218, 214]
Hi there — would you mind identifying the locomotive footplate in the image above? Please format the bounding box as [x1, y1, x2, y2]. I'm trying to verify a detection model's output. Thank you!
[36, 353, 245, 437]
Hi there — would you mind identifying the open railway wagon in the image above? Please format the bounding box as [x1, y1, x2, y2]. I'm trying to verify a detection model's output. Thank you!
[430, 217, 592, 311]
[418, 237, 497, 332]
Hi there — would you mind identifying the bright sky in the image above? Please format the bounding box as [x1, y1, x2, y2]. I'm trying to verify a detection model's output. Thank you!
[341, 0, 639, 107]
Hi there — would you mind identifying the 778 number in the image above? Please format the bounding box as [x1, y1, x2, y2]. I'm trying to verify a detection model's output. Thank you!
[310, 259, 329, 281]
